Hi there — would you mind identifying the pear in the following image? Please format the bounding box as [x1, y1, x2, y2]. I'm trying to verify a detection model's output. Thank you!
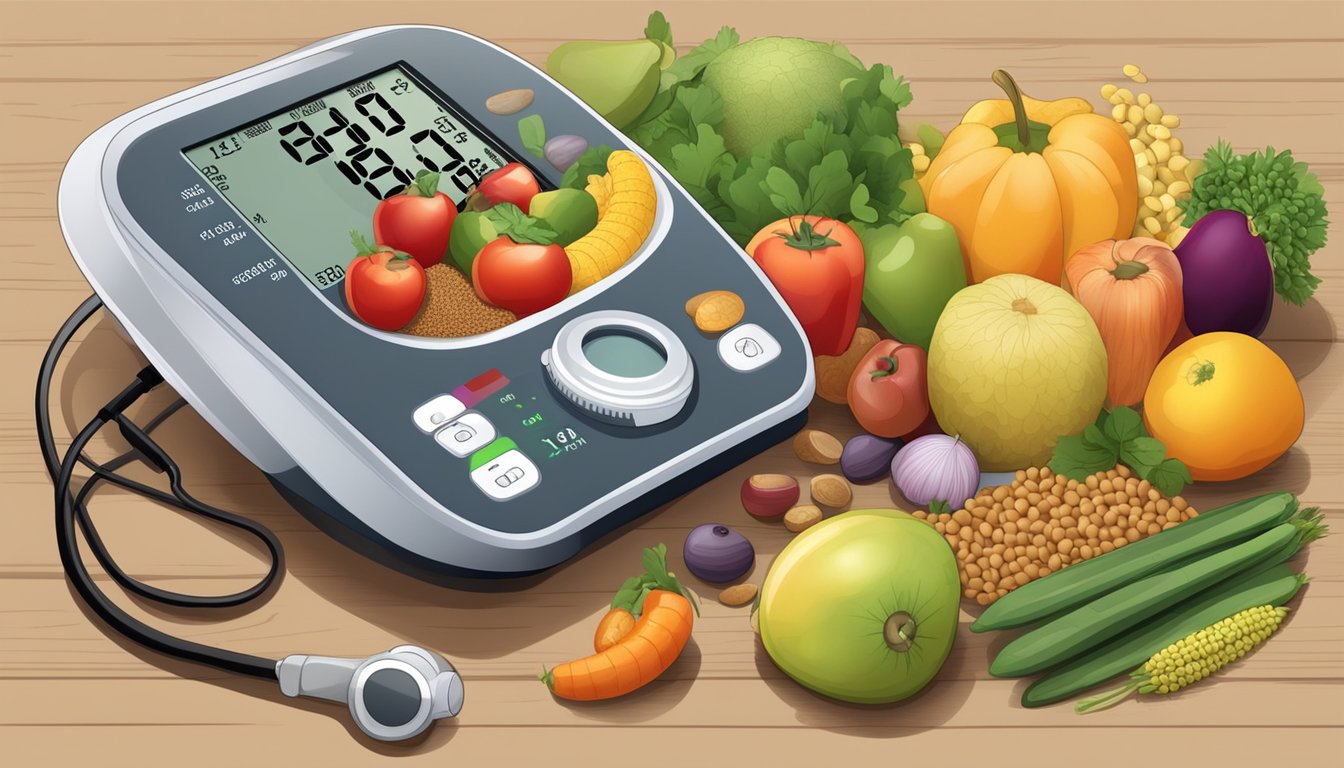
[545, 39, 662, 129]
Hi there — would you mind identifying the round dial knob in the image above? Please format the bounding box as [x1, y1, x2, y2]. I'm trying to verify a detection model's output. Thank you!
[541, 311, 693, 427]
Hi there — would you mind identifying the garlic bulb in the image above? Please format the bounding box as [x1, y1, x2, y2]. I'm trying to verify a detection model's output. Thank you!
[890, 434, 980, 513]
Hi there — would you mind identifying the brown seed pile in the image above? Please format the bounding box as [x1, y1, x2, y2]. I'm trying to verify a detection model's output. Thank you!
[401, 264, 516, 337]
[911, 465, 1198, 606]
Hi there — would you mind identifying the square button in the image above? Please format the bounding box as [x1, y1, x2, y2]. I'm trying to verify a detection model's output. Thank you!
[412, 394, 466, 434]
[470, 449, 540, 501]
[718, 323, 781, 372]
[433, 412, 496, 457]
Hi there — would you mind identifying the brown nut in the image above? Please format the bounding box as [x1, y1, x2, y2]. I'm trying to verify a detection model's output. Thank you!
[719, 582, 759, 607]
[686, 290, 745, 333]
[813, 327, 879, 404]
[784, 504, 823, 533]
[741, 474, 799, 518]
[792, 429, 843, 465]
[810, 474, 852, 508]
[484, 88, 534, 115]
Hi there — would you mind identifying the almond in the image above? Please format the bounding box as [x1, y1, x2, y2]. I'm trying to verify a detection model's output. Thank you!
[719, 582, 759, 607]
[784, 504, 823, 533]
[810, 474, 852, 508]
[484, 88, 534, 115]
[686, 290, 745, 333]
[792, 429, 842, 465]
[813, 327, 879, 404]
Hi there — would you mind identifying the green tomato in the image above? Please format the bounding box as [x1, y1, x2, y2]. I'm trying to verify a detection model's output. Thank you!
[860, 213, 966, 350]
[448, 211, 498, 276]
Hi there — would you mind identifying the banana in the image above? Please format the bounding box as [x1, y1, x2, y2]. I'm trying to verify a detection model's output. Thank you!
[567, 150, 656, 293]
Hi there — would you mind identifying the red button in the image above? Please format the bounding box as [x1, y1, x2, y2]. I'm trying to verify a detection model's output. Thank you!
[453, 369, 509, 407]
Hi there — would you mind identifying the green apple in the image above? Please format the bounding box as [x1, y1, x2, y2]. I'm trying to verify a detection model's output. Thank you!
[544, 39, 663, 129]
[529, 188, 599, 246]
[861, 213, 966, 350]
[448, 211, 498, 276]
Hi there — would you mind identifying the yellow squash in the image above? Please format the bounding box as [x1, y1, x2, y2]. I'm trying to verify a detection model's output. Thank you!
[920, 70, 1138, 285]
[566, 150, 657, 293]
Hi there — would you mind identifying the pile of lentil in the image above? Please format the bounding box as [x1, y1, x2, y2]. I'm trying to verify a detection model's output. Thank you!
[401, 264, 517, 337]
[911, 465, 1198, 606]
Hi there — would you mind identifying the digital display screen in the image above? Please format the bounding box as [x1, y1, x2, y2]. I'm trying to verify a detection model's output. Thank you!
[183, 65, 513, 289]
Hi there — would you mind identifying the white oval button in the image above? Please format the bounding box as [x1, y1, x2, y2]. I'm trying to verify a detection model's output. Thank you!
[718, 324, 780, 372]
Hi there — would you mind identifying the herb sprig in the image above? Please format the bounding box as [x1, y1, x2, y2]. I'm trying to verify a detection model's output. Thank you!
[1048, 407, 1193, 497]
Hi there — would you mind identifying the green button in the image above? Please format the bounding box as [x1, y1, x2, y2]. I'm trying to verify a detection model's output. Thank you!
[469, 437, 518, 472]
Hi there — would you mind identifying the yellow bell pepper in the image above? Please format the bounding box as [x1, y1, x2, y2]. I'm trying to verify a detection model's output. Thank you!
[920, 70, 1138, 285]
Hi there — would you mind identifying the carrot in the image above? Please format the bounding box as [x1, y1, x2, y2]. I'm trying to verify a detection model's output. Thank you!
[543, 544, 698, 701]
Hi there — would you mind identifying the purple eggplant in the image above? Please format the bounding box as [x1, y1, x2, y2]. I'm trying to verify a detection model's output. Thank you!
[1174, 209, 1274, 337]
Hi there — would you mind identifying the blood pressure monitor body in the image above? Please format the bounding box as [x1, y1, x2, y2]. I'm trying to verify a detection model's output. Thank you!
[59, 26, 814, 579]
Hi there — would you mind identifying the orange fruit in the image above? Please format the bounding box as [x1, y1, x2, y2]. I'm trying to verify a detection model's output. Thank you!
[1143, 332, 1303, 481]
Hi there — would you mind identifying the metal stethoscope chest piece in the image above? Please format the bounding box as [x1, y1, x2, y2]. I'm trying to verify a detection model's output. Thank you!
[278, 645, 464, 741]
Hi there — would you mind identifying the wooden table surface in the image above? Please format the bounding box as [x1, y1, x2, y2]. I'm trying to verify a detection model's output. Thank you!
[3, 1, 1342, 764]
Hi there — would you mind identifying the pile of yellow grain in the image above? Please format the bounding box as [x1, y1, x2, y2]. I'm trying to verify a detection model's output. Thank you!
[912, 464, 1198, 606]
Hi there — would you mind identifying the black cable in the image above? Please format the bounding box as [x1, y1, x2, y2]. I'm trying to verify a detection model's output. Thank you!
[36, 296, 280, 680]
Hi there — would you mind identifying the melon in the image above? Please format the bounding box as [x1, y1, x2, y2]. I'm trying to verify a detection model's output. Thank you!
[927, 274, 1107, 471]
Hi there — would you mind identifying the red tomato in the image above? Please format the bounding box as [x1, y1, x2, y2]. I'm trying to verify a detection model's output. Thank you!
[472, 237, 572, 317]
[373, 172, 457, 268]
[471, 163, 541, 214]
[344, 239, 427, 331]
[750, 216, 864, 356]
[847, 339, 930, 438]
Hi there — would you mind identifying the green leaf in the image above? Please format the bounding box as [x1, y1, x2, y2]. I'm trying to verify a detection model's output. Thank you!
[1083, 423, 1119, 454]
[643, 10, 673, 47]
[518, 114, 546, 158]
[665, 124, 731, 187]
[1148, 458, 1193, 498]
[1102, 406, 1147, 446]
[764, 167, 804, 215]
[1121, 437, 1167, 477]
[610, 575, 645, 612]
[663, 25, 738, 82]
[803, 150, 853, 217]
[849, 183, 878, 223]
[560, 144, 615, 189]
[482, 202, 558, 245]
[1049, 433, 1120, 481]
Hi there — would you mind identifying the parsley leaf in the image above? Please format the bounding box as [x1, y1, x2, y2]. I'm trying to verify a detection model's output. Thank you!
[1180, 140, 1329, 305]
[482, 203, 558, 245]
[1047, 407, 1193, 497]
[1149, 459, 1194, 498]
[517, 114, 546, 158]
[643, 10, 672, 47]
[1048, 432, 1120, 480]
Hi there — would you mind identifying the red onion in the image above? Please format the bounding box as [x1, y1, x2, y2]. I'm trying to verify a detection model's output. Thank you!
[683, 524, 755, 583]
[890, 434, 980, 512]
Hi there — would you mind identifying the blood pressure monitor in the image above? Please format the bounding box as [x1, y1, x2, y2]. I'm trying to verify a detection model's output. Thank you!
[59, 25, 814, 579]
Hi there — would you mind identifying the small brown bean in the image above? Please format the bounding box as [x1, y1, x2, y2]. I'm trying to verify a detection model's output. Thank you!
[989, 553, 1004, 569]
[953, 509, 972, 525]
[946, 520, 961, 535]
[968, 577, 984, 591]
[1100, 541, 1115, 554]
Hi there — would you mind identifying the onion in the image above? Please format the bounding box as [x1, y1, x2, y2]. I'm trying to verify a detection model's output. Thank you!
[890, 434, 980, 513]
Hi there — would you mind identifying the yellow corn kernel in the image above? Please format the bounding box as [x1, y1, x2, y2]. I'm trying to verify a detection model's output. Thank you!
[907, 142, 925, 157]
[1137, 92, 1152, 108]
[1161, 114, 1181, 129]
[1144, 606, 1287, 694]
[912, 155, 931, 173]
[1157, 167, 1177, 186]
[1169, 155, 1191, 175]
[1151, 140, 1172, 164]
[1138, 164, 1157, 181]
[1137, 175, 1154, 197]
[1112, 103, 1128, 122]
[1101, 83, 1119, 100]
[1152, 179, 1168, 196]
[1116, 87, 1135, 104]
[1143, 103, 1164, 124]
[1167, 180, 1191, 197]
[1143, 196, 1164, 213]
[1129, 138, 1147, 155]
[1170, 136, 1184, 154]
[1128, 105, 1145, 124]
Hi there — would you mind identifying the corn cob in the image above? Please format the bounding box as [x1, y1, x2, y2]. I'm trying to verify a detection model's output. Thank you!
[1076, 605, 1288, 713]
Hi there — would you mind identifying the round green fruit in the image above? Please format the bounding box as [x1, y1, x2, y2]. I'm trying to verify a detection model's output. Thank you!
[757, 509, 960, 704]
[927, 273, 1107, 471]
